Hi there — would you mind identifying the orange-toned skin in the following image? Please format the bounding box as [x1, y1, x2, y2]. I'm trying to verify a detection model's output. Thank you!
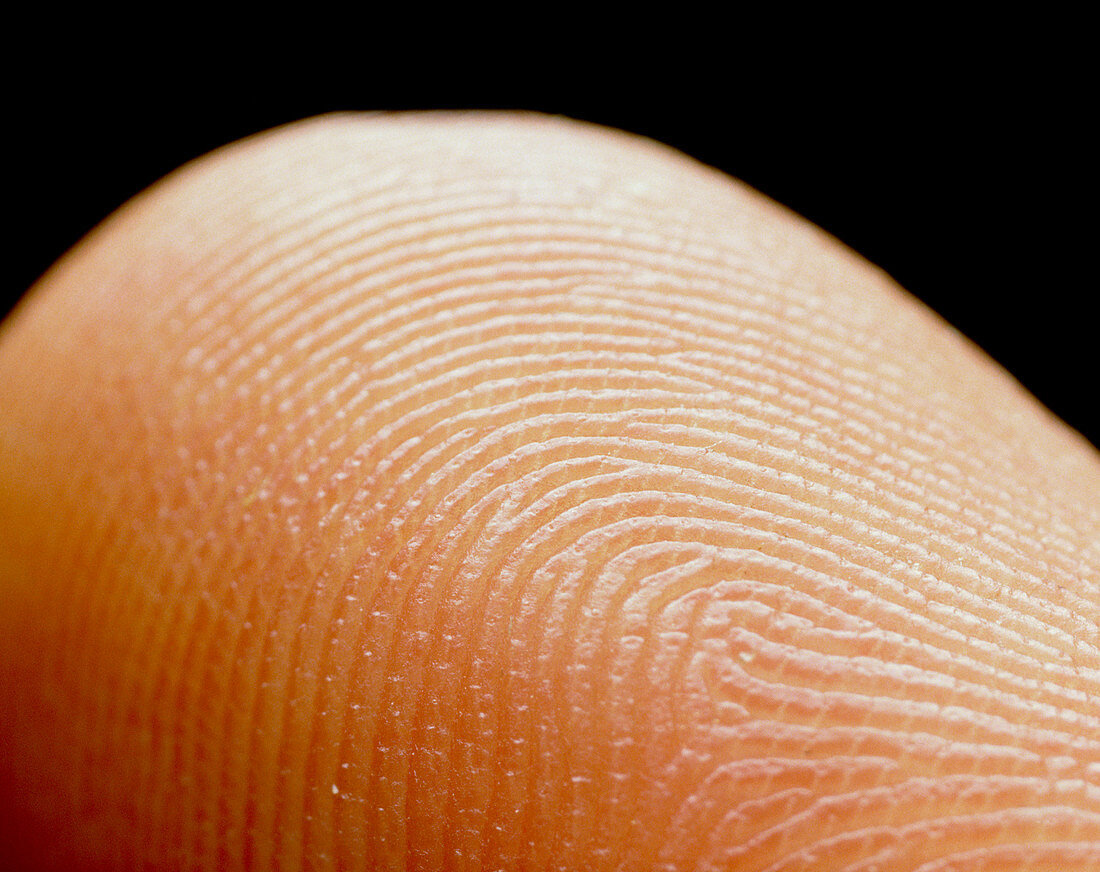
[1, 114, 1098, 871]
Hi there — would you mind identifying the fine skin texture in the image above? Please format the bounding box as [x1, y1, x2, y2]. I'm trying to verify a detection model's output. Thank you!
[0, 113, 1098, 871]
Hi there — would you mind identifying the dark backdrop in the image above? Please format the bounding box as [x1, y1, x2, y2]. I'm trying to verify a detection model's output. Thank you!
[6, 45, 1093, 449]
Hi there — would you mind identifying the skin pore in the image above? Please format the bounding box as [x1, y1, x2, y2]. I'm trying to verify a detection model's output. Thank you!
[0, 113, 1097, 871]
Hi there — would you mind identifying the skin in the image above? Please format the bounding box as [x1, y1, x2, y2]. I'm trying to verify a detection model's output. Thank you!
[0, 113, 1097, 871]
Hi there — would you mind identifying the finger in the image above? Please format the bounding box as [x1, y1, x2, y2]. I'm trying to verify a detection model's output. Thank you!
[1, 113, 1097, 871]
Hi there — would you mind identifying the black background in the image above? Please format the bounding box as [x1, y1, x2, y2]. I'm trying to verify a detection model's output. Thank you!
[6, 31, 1094, 449]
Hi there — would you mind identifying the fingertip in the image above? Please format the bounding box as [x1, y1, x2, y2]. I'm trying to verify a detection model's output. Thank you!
[1, 112, 1098, 870]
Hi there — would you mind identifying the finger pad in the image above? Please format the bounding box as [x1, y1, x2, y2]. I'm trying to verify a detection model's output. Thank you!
[1, 113, 1098, 870]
